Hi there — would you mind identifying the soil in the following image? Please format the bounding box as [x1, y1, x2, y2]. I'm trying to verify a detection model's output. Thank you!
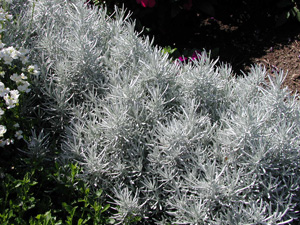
[196, 16, 300, 95]
[147, 5, 300, 95]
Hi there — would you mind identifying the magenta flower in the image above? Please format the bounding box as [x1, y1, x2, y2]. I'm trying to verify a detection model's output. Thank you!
[136, 0, 156, 8]
[178, 56, 188, 62]
[191, 50, 201, 60]
[177, 50, 201, 65]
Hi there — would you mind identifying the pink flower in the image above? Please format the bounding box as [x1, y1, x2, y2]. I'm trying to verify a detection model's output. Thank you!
[177, 50, 201, 65]
[178, 56, 188, 62]
[136, 0, 156, 8]
[191, 50, 201, 60]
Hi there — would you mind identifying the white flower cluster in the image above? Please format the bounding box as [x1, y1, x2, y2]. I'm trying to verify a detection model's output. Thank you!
[0, 69, 34, 146]
[0, 64, 39, 147]
[3, 89, 19, 109]
[27, 64, 40, 76]
[0, 123, 14, 147]
[0, 7, 12, 21]
[0, 82, 23, 146]
[15, 129, 23, 140]
[0, 124, 6, 137]
[0, 81, 19, 109]
[10, 72, 31, 93]
[0, 80, 9, 97]
[0, 136, 13, 147]
[0, 4, 39, 148]
[0, 80, 19, 146]
[0, 7, 12, 33]
[0, 42, 30, 65]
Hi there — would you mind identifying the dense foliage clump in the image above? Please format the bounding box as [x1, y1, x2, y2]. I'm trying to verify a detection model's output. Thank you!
[4, 0, 300, 224]
[0, 1, 112, 224]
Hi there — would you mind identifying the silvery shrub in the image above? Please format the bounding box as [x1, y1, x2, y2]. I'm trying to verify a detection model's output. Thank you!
[10, 0, 300, 223]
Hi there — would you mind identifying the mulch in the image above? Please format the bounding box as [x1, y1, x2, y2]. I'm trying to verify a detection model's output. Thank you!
[253, 37, 300, 94]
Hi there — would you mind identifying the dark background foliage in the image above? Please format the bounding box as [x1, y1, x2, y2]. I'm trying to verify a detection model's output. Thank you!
[88, 0, 300, 49]
[88, 0, 300, 93]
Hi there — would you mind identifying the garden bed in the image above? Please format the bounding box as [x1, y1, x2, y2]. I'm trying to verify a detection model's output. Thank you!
[138, 1, 300, 94]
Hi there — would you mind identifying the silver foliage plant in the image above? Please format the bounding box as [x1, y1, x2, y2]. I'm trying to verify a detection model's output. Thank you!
[16, 0, 300, 223]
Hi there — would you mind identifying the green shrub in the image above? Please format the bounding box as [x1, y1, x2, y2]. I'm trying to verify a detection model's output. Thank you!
[11, 0, 300, 223]
[0, 155, 112, 224]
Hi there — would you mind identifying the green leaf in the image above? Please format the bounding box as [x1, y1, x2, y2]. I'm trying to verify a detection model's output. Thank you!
[291, 8, 297, 17]
[293, 6, 300, 22]
[14, 182, 21, 188]
[101, 204, 110, 213]
[162, 46, 177, 55]
[43, 211, 53, 224]
[95, 189, 103, 198]
[77, 218, 83, 225]
[70, 163, 77, 183]
[296, 11, 300, 22]
[62, 202, 73, 214]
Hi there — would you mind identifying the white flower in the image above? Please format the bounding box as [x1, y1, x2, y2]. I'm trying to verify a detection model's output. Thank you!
[17, 81, 31, 93]
[0, 8, 13, 21]
[0, 81, 10, 97]
[0, 71, 5, 77]
[0, 138, 12, 147]
[4, 96, 16, 109]
[0, 125, 7, 137]
[18, 47, 29, 56]
[0, 8, 7, 22]
[5, 138, 13, 145]
[0, 46, 21, 64]
[6, 46, 20, 59]
[15, 130, 23, 140]
[20, 56, 29, 64]
[20, 73, 27, 80]
[5, 0, 13, 4]
[10, 73, 27, 84]
[0, 138, 13, 147]
[28, 65, 40, 76]
[5, 14, 12, 20]
[0, 50, 12, 65]
[27, 65, 34, 71]
[2, 54, 13, 65]
[19, 47, 29, 64]
[4, 90, 19, 109]
[13, 123, 20, 128]
[10, 89, 19, 99]
[0, 8, 12, 21]
[10, 73, 22, 82]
